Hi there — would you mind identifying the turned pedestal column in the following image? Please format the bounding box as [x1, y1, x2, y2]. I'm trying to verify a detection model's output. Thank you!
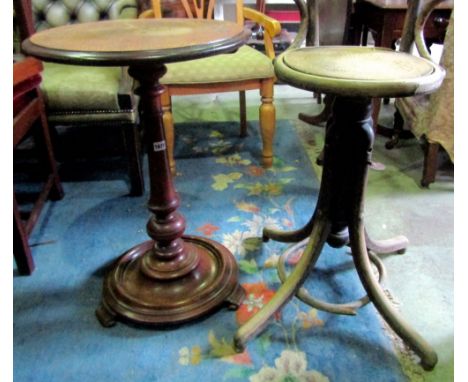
[96, 63, 244, 326]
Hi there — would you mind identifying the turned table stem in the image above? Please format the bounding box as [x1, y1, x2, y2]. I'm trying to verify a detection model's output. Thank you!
[130, 64, 199, 280]
[96, 63, 244, 327]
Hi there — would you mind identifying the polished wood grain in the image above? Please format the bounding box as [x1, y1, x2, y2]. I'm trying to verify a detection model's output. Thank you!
[22, 18, 248, 325]
[23, 18, 250, 66]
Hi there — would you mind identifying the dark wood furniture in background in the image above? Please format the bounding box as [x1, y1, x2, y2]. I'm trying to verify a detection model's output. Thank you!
[21, 18, 249, 326]
[13, 57, 64, 275]
[353, 0, 452, 49]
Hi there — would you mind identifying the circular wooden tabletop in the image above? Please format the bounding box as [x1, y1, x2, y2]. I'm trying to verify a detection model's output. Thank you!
[22, 19, 250, 66]
[275, 46, 445, 98]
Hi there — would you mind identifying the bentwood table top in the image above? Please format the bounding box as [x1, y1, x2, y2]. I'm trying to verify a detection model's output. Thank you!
[22, 18, 250, 66]
[22, 18, 250, 327]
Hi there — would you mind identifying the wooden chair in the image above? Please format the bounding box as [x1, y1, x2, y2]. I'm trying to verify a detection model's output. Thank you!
[14, 0, 145, 196]
[14, 57, 64, 275]
[139, 0, 281, 174]
[385, 0, 453, 187]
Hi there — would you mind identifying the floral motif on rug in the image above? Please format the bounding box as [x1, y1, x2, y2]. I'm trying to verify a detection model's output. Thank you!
[167, 121, 405, 381]
[14, 121, 406, 382]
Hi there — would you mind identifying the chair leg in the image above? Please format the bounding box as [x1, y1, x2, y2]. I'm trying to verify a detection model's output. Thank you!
[385, 108, 404, 149]
[315, 92, 322, 104]
[37, 105, 64, 200]
[13, 196, 35, 275]
[122, 123, 144, 196]
[371, 97, 381, 133]
[259, 78, 275, 168]
[161, 90, 176, 175]
[239, 91, 247, 138]
[421, 141, 439, 188]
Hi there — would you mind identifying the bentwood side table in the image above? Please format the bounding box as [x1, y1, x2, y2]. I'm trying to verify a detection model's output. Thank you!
[234, 44, 444, 370]
[22, 18, 250, 327]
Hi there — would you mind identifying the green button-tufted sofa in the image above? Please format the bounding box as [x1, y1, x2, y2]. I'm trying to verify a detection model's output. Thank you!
[15, 0, 144, 195]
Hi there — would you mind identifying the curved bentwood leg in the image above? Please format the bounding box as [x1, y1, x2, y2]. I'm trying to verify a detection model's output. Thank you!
[235, 109, 345, 349]
[277, 240, 387, 315]
[332, 97, 437, 370]
[96, 64, 244, 328]
[365, 228, 408, 255]
[298, 94, 335, 127]
[235, 97, 437, 370]
[234, 212, 331, 352]
[263, 213, 315, 243]
[351, 224, 437, 370]
[262, 109, 331, 245]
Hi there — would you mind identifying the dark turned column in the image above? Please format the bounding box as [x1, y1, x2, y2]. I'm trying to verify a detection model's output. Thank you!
[322, 97, 374, 248]
[96, 64, 244, 327]
[327, 97, 438, 370]
[308, 97, 437, 369]
[132, 64, 199, 280]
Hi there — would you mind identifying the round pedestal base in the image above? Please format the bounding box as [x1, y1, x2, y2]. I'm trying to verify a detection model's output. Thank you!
[96, 235, 244, 327]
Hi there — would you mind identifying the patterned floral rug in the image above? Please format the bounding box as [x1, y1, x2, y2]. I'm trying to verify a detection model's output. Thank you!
[14, 120, 407, 381]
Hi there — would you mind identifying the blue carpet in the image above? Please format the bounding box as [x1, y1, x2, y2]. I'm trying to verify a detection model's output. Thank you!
[14, 120, 407, 382]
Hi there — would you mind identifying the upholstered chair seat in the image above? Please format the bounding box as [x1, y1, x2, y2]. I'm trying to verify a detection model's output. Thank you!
[42, 64, 122, 110]
[162, 46, 275, 84]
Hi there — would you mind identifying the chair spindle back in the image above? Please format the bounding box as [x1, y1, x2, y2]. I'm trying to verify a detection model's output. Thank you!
[149, 0, 244, 25]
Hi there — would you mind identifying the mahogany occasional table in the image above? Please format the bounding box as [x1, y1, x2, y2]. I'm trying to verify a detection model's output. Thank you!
[22, 18, 250, 327]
